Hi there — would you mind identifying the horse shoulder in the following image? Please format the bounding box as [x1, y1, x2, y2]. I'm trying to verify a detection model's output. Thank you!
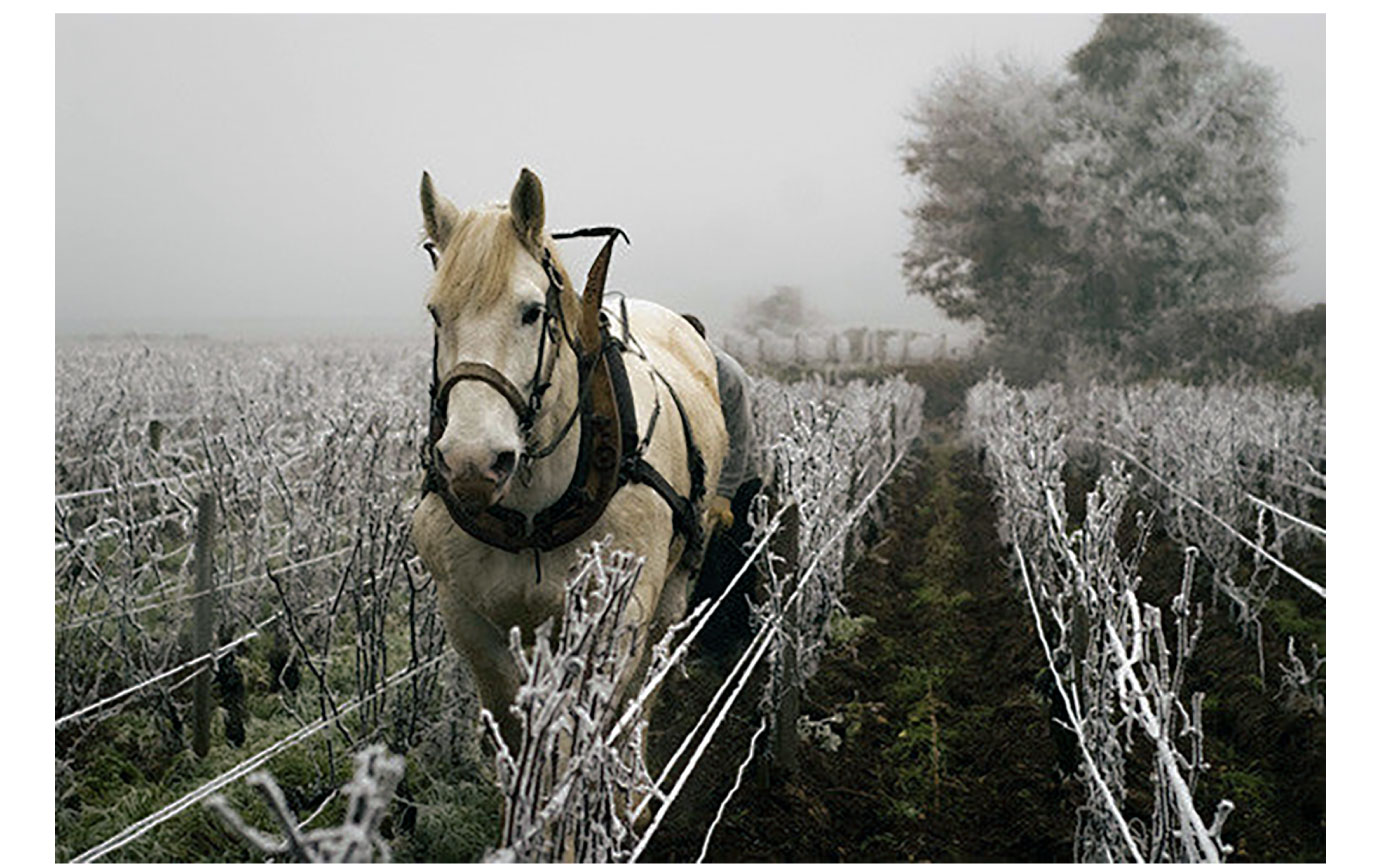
[616, 300, 729, 488]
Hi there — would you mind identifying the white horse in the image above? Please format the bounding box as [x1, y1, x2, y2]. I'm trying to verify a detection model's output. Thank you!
[409, 168, 728, 751]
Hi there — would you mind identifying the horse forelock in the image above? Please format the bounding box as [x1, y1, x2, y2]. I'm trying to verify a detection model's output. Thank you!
[426, 205, 578, 323]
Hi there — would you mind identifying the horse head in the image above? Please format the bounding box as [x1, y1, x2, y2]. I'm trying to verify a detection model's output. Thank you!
[419, 168, 593, 515]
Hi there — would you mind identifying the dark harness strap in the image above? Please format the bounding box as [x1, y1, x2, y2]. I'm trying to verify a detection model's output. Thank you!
[422, 321, 619, 553]
[603, 333, 706, 558]
[422, 225, 706, 568]
[433, 361, 534, 433]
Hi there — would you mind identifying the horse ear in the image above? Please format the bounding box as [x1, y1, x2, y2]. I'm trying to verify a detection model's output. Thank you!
[509, 167, 546, 248]
[420, 171, 459, 251]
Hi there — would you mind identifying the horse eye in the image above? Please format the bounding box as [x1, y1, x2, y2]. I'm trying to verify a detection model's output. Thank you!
[521, 305, 543, 326]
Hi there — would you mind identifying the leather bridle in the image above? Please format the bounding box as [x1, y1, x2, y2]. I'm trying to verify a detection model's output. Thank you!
[420, 226, 635, 556]
[425, 230, 611, 452]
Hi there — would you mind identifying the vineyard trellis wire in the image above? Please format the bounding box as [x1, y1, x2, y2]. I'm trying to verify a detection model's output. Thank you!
[55, 552, 423, 730]
[69, 655, 446, 863]
[965, 375, 1324, 862]
[469, 373, 925, 862]
[56, 337, 460, 863]
[56, 335, 925, 863]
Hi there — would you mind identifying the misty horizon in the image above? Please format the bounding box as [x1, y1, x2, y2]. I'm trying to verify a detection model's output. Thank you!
[57, 14, 1324, 343]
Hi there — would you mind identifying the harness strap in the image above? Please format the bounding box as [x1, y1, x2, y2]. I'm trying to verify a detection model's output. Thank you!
[604, 337, 706, 558]
[655, 365, 708, 512]
[433, 361, 535, 433]
[423, 223, 706, 567]
[422, 332, 622, 553]
[552, 226, 630, 244]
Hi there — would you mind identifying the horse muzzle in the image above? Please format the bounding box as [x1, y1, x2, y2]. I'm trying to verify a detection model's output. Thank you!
[440, 449, 518, 510]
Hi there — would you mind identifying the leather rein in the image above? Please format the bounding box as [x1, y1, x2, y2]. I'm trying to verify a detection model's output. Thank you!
[420, 227, 704, 563]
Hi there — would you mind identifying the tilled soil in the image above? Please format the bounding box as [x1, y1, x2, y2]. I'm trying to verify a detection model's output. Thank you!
[643, 441, 1074, 861]
[642, 435, 1325, 862]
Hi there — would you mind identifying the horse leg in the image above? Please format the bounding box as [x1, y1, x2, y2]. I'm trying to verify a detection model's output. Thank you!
[435, 588, 524, 752]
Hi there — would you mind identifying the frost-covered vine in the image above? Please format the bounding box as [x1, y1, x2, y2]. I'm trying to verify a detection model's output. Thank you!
[751, 375, 925, 687]
[968, 378, 1241, 862]
[477, 374, 925, 862]
[969, 375, 1325, 684]
[482, 540, 658, 863]
[57, 337, 459, 862]
[208, 744, 407, 862]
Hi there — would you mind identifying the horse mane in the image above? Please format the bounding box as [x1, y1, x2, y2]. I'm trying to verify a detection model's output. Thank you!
[426, 203, 578, 321]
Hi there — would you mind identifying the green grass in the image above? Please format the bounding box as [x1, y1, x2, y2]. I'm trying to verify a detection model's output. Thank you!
[1266, 597, 1326, 654]
[56, 603, 501, 862]
[880, 445, 974, 822]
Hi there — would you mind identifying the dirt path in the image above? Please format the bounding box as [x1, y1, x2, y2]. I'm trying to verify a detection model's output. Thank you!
[645, 438, 1077, 861]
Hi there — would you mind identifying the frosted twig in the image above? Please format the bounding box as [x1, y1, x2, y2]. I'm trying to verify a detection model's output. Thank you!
[70, 656, 441, 863]
[1244, 493, 1326, 540]
[1093, 437, 1324, 598]
[207, 744, 406, 862]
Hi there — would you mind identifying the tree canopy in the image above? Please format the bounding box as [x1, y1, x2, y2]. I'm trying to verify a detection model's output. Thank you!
[902, 14, 1293, 352]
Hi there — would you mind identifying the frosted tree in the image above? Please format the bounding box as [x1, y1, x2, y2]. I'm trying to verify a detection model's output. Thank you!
[903, 14, 1293, 353]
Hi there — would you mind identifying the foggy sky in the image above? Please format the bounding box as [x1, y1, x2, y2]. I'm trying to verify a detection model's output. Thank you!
[56, 13, 1325, 341]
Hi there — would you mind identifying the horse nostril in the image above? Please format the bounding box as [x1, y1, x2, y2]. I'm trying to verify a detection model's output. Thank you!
[491, 451, 516, 480]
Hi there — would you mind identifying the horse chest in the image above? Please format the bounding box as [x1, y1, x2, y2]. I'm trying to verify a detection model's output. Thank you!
[477, 554, 567, 633]
[413, 496, 564, 631]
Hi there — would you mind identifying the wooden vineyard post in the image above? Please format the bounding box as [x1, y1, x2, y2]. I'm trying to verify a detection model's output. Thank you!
[889, 402, 899, 464]
[772, 499, 801, 779]
[191, 491, 216, 758]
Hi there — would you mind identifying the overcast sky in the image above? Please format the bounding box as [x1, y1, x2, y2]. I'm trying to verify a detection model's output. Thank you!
[55, 13, 1324, 341]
